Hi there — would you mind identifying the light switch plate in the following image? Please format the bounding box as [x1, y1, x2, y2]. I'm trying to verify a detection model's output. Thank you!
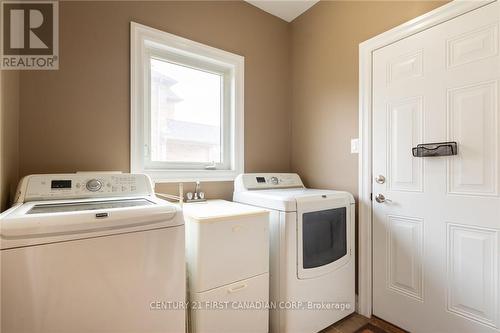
[351, 138, 360, 154]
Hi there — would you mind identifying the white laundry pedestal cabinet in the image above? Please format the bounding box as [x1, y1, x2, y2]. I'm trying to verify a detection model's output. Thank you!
[183, 200, 270, 333]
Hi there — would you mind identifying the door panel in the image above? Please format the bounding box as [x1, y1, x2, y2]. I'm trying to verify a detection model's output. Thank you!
[372, 2, 500, 332]
[446, 23, 498, 68]
[387, 96, 424, 192]
[386, 215, 424, 301]
[448, 80, 498, 196]
[447, 224, 499, 328]
[387, 50, 424, 85]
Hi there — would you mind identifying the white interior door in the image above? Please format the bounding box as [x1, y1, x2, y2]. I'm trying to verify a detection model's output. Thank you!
[372, 2, 500, 332]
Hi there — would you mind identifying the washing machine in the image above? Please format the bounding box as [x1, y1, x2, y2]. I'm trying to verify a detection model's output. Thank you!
[0, 173, 185, 333]
[233, 173, 355, 333]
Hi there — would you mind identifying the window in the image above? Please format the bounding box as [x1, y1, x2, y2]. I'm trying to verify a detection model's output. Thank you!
[131, 22, 244, 182]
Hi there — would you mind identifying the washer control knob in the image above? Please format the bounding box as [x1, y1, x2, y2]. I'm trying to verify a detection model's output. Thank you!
[86, 179, 102, 192]
[270, 177, 279, 185]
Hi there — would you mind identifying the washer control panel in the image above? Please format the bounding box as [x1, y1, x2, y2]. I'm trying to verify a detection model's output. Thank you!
[17, 173, 155, 203]
[234, 173, 305, 191]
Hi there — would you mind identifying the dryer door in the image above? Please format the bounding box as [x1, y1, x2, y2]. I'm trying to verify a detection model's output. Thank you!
[296, 195, 353, 279]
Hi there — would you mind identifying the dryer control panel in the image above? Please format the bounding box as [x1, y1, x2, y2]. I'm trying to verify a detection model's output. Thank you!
[15, 173, 155, 203]
[234, 173, 305, 191]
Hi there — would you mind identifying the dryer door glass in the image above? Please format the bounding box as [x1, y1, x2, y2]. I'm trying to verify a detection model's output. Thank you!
[302, 207, 347, 269]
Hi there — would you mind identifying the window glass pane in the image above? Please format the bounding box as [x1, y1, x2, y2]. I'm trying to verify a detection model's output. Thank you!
[150, 58, 222, 164]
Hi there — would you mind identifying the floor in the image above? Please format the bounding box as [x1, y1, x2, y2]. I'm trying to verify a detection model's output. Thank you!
[322, 313, 407, 333]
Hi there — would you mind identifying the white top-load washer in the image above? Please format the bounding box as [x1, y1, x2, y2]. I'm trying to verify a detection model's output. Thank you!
[234, 173, 355, 333]
[0, 173, 185, 333]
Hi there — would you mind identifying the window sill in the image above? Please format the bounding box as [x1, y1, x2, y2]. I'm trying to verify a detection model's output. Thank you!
[140, 169, 241, 183]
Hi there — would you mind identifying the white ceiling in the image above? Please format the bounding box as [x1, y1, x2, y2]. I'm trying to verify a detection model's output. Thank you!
[245, 0, 320, 22]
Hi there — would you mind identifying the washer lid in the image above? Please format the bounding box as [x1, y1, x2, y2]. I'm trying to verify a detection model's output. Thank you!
[26, 198, 155, 214]
[0, 196, 181, 249]
[233, 188, 354, 212]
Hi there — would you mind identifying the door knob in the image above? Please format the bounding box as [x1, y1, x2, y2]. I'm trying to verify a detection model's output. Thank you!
[375, 175, 386, 184]
[375, 193, 392, 203]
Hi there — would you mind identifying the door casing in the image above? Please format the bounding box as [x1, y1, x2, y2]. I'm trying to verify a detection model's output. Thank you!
[357, 0, 499, 318]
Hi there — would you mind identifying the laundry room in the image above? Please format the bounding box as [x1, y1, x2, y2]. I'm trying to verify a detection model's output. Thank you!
[1, 1, 499, 333]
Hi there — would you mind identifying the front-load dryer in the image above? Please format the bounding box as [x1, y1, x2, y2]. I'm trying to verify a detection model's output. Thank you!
[233, 173, 355, 333]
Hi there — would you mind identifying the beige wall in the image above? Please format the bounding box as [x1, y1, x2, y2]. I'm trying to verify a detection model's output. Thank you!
[18, 1, 291, 200]
[11, 1, 450, 205]
[0, 70, 20, 211]
[290, 1, 447, 196]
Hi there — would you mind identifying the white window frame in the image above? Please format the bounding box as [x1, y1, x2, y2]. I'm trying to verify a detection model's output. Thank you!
[131, 22, 244, 182]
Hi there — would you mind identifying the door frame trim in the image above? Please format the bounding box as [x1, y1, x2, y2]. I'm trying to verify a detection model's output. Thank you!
[357, 0, 497, 317]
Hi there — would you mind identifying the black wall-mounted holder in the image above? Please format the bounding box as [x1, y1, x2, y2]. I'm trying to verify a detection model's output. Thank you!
[412, 142, 458, 157]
